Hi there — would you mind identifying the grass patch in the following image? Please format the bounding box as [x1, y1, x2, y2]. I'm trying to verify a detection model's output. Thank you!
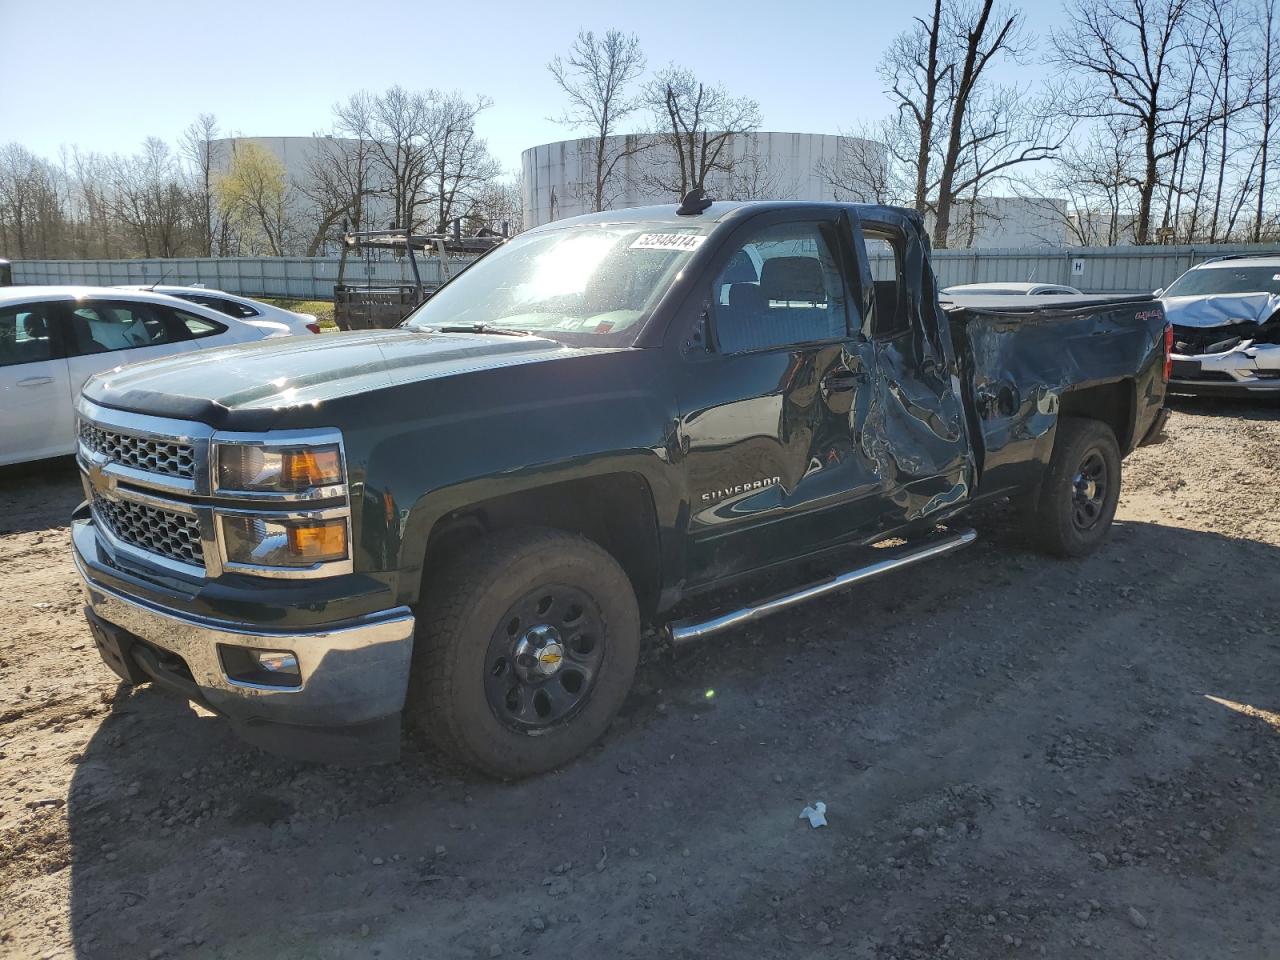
[259, 298, 337, 330]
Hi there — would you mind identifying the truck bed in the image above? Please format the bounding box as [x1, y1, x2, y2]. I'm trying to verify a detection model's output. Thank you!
[943, 294, 1168, 499]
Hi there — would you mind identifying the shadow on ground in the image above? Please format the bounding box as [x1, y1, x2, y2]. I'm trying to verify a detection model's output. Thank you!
[0, 457, 82, 535]
[61, 515, 1280, 959]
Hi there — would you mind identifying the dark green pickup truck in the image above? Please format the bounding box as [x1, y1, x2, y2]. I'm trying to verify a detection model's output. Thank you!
[72, 199, 1170, 777]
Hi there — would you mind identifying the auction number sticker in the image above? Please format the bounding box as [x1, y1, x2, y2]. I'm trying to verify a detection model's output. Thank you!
[630, 233, 707, 252]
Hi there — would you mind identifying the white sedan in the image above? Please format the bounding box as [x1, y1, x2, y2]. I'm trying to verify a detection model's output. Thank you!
[0, 286, 311, 466]
[117, 285, 320, 336]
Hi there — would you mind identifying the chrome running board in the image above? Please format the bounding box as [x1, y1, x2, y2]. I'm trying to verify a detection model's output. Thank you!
[666, 528, 977, 647]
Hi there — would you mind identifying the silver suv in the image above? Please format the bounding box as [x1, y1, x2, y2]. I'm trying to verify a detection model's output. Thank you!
[1160, 256, 1280, 397]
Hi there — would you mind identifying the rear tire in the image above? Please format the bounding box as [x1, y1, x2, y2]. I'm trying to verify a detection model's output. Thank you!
[409, 527, 640, 778]
[1028, 417, 1121, 558]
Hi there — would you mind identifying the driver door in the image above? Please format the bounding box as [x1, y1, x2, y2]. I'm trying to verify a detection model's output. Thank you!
[673, 209, 892, 586]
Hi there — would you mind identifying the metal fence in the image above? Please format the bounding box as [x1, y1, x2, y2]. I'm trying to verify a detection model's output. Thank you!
[10, 255, 468, 300]
[920, 243, 1280, 294]
[12, 242, 1280, 299]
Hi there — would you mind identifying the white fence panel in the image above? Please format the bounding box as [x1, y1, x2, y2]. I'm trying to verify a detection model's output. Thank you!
[9, 255, 468, 300]
[12, 243, 1280, 298]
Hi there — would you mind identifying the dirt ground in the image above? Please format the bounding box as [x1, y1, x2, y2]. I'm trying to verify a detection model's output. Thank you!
[1, 396, 1278, 960]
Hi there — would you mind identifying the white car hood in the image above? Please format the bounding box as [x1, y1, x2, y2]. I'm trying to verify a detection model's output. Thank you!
[1162, 292, 1280, 328]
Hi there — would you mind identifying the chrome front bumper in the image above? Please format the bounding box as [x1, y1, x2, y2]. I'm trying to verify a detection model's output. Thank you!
[75, 547, 415, 760]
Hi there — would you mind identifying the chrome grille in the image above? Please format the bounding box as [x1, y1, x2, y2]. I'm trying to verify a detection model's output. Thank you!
[79, 420, 196, 480]
[91, 491, 204, 568]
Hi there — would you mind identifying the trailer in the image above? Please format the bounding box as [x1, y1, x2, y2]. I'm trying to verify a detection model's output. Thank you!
[334, 227, 506, 331]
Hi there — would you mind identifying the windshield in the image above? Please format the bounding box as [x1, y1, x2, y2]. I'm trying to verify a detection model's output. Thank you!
[404, 223, 710, 344]
[1165, 265, 1280, 297]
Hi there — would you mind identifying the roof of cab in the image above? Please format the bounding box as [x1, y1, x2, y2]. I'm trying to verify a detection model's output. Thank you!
[526, 199, 920, 233]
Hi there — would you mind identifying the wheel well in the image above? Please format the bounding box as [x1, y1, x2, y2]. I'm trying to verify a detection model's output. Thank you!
[422, 473, 662, 618]
[1058, 381, 1134, 452]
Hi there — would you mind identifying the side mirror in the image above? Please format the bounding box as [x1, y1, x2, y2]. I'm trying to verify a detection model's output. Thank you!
[683, 304, 712, 356]
[1153, 288, 1165, 298]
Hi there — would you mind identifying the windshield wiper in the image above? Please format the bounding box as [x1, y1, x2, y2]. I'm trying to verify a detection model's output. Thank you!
[433, 323, 533, 337]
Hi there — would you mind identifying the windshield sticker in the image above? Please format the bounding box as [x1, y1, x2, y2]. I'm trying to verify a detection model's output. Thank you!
[630, 233, 707, 253]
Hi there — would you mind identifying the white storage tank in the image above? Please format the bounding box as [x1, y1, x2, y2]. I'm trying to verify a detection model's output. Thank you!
[520, 132, 887, 227]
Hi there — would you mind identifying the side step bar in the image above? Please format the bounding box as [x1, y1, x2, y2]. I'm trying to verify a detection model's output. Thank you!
[665, 528, 977, 647]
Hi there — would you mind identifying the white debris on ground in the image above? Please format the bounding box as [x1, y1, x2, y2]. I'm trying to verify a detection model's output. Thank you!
[799, 802, 828, 829]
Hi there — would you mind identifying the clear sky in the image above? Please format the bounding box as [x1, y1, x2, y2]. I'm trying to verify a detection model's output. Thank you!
[1, 0, 1065, 175]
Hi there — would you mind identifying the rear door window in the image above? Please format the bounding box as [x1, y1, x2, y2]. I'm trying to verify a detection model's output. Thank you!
[863, 234, 908, 338]
[66, 301, 179, 356]
[0, 305, 57, 367]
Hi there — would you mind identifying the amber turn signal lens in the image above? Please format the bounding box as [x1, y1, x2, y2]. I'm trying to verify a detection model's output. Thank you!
[286, 519, 348, 561]
[283, 448, 343, 489]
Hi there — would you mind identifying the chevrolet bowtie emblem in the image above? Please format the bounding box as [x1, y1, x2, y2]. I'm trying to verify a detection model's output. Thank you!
[85, 455, 116, 496]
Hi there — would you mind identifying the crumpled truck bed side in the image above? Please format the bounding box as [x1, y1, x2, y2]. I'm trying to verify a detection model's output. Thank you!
[943, 296, 1168, 499]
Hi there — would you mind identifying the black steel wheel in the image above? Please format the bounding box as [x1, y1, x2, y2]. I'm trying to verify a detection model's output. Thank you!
[483, 586, 605, 732]
[409, 527, 640, 779]
[1070, 449, 1109, 532]
[1028, 417, 1122, 558]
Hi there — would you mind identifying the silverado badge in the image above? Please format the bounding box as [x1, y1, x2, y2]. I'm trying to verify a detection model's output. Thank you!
[701, 476, 782, 503]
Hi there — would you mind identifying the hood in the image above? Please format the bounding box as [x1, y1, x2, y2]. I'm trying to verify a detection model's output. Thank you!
[1162, 291, 1280, 329]
[82, 328, 615, 424]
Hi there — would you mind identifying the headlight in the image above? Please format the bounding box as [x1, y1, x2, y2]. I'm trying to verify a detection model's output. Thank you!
[220, 514, 349, 568]
[215, 442, 344, 494]
[209, 430, 352, 578]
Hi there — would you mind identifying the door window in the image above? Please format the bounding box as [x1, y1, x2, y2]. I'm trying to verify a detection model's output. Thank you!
[179, 293, 259, 319]
[864, 234, 908, 337]
[66, 301, 175, 355]
[0, 305, 56, 367]
[170, 308, 227, 339]
[712, 220, 851, 353]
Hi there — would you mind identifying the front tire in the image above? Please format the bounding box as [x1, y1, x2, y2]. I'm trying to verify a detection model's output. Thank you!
[409, 527, 640, 778]
[1028, 417, 1122, 558]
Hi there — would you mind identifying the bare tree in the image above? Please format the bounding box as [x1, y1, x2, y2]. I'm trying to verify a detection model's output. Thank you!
[816, 124, 904, 203]
[548, 29, 646, 212]
[340, 88, 432, 231]
[179, 114, 220, 256]
[723, 146, 797, 200]
[297, 135, 377, 255]
[466, 176, 524, 235]
[422, 92, 501, 232]
[1255, 0, 1277, 239]
[108, 138, 189, 258]
[862, 1, 1063, 247]
[931, 2, 1039, 247]
[643, 65, 762, 196]
[0, 144, 66, 257]
[1034, 116, 1141, 244]
[66, 148, 115, 257]
[883, 0, 947, 214]
[1053, 0, 1200, 243]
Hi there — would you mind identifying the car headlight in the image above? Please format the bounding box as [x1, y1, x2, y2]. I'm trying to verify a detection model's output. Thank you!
[219, 513, 349, 568]
[209, 431, 352, 578]
[215, 441, 344, 494]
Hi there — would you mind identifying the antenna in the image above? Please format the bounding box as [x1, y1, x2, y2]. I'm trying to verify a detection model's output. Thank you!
[147, 267, 173, 292]
[677, 187, 713, 216]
